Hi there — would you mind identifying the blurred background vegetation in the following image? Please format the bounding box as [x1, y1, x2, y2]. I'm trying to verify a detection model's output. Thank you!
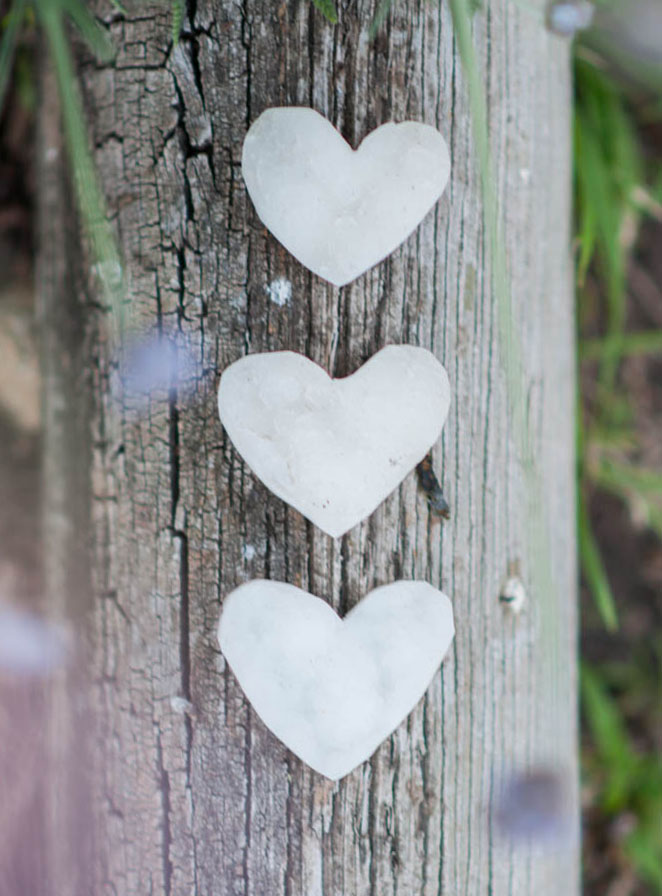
[0, 0, 660, 892]
[574, 7, 662, 889]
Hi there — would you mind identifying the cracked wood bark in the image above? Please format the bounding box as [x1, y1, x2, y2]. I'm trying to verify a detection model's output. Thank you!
[38, 1, 579, 894]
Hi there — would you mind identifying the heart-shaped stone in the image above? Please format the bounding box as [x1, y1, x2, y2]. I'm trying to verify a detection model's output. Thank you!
[217, 345, 450, 537]
[242, 107, 451, 286]
[218, 580, 455, 780]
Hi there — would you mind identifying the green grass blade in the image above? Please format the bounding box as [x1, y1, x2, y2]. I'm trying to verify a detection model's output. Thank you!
[581, 329, 662, 361]
[595, 459, 662, 497]
[39, 1, 125, 336]
[15, 43, 36, 112]
[626, 831, 662, 892]
[581, 663, 635, 810]
[447, 0, 570, 701]
[0, 0, 27, 115]
[448, 0, 523, 430]
[171, 0, 185, 45]
[582, 658, 662, 889]
[577, 491, 619, 631]
[311, 0, 338, 24]
[369, 0, 393, 37]
[574, 57, 643, 398]
[61, 0, 114, 62]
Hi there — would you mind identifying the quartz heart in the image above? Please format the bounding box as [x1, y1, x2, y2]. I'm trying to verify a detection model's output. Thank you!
[218, 580, 455, 780]
[242, 107, 450, 286]
[217, 345, 451, 537]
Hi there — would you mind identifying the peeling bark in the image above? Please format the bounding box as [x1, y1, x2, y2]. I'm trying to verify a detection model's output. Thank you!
[39, 1, 579, 893]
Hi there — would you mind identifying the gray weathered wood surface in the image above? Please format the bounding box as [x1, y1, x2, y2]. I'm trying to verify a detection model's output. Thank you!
[39, 0, 579, 893]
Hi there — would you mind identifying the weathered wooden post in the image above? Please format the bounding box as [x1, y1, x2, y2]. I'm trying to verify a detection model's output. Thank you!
[39, 1, 579, 892]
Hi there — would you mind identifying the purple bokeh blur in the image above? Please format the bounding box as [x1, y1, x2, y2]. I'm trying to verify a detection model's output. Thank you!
[547, 0, 595, 37]
[0, 606, 68, 675]
[494, 767, 575, 847]
[118, 328, 203, 404]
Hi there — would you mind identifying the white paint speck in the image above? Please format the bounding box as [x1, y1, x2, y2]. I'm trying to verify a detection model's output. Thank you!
[520, 168, 531, 185]
[90, 259, 123, 289]
[265, 277, 292, 307]
[229, 290, 247, 310]
[170, 696, 195, 715]
[243, 544, 256, 562]
[500, 576, 526, 614]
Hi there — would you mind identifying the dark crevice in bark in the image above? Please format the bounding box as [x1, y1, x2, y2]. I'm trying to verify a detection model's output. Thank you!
[94, 131, 125, 149]
[171, 228, 194, 795]
[418, 697, 431, 896]
[367, 764, 378, 896]
[438, 676, 447, 896]
[244, 242, 254, 355]
[327, 783, 341, 894]
[176, 94, 197, 224]
[172, 54, 217, 192]
[283, 753, 298, 896]
[156, 732, 174, 896]
[306, 5, 315, 109]
[339, 535, 350, 615]
[389, 757, 401, 880]
[243, 712, 252, 896]
[339, 20, 358, 146]
[178, 529, 192, 701]
[184, 0, 203, 96]
[168, 395, 181, 526]
[330, 19, 340, 128]
[224, 146, 240, 233]
[240, 0, 252, 128]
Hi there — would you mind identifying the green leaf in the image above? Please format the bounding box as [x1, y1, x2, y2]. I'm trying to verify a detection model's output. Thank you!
[581, 664, 634, 810]
[60, 0, 114, 62]
[171, 0, 184, 45]
[369, 0, 392, 37]
[626, 828, 662, 892]
[596, 460, 662, 496]
[582, 660, 662, 890]
[577, 491, 619, 631]
[311, 0, 338, 24]
[574, 57, 644, 399]
[39, 1, 125, 336]
[581, 329, 662, 362]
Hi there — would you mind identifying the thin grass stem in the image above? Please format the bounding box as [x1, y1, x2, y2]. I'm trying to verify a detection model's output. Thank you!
[581, 330, 662, 361]
[0, 0, 27, 114]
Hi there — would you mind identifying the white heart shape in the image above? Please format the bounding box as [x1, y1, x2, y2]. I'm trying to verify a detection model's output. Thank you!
[242, 107, 451, 286]
[218, 580, 454, 780]
[218, 345, 451, 537]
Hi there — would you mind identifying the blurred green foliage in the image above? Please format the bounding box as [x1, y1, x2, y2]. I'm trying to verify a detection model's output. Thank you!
[574, 43, 662, 896]
[0, 0, 125, 331]
[311, 0, 338, 25]
[574, 56, 642, 392]
[582, 660, 662, 891]
[574, 51, 662, 627]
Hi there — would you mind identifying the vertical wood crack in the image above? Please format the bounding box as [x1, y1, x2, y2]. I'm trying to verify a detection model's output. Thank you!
[156, 731, 173, 896]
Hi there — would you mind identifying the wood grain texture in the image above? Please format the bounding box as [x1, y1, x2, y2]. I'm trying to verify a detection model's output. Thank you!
[39, 0, 579, 893]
